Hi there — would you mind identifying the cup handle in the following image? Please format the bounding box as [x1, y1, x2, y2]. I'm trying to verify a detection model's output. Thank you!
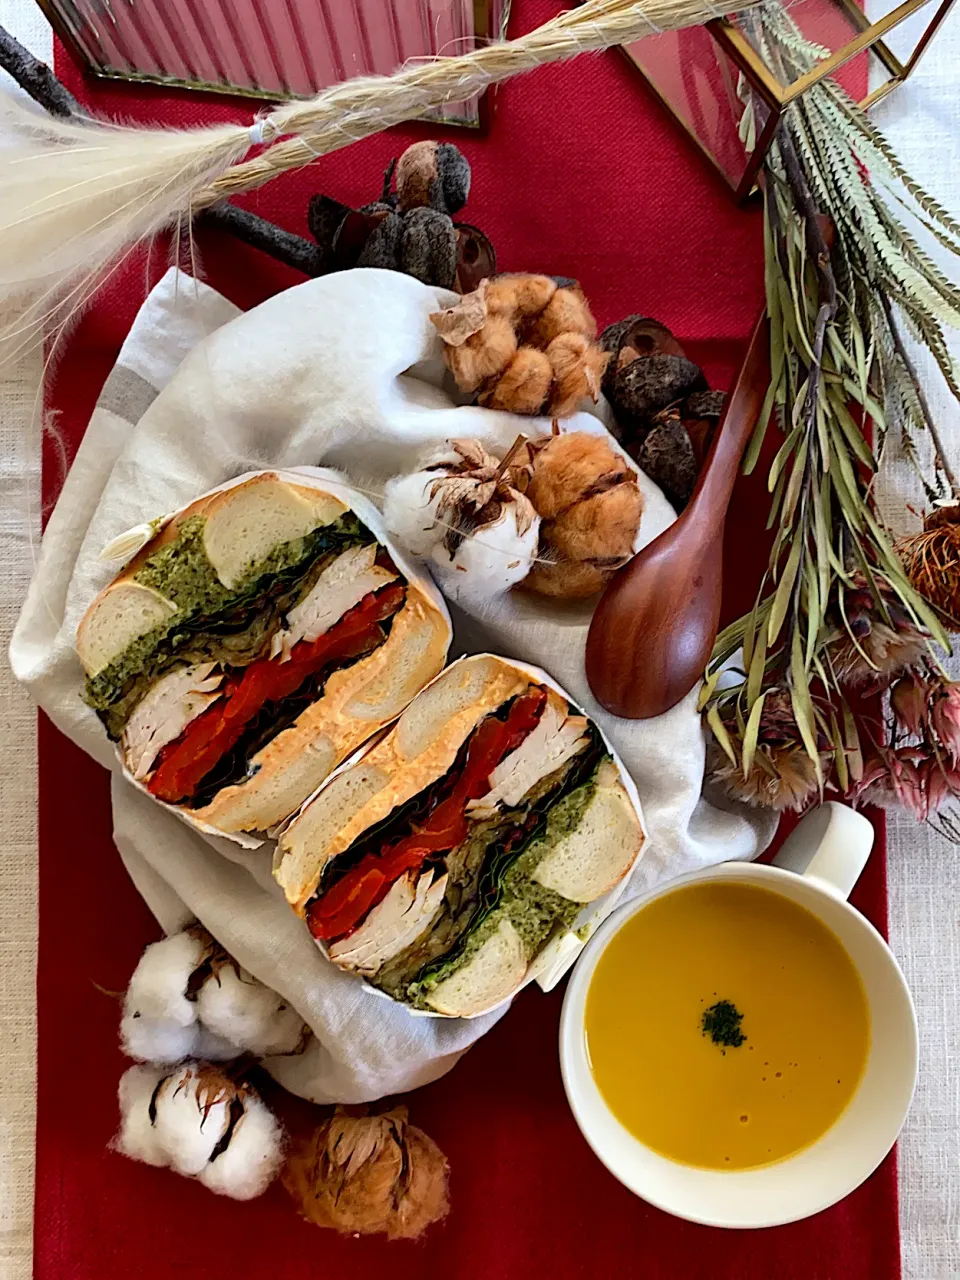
[770, 801, 875, 902]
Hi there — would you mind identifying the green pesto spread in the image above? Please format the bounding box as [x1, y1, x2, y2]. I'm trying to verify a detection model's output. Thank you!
[400, 761, 602, 1009]
[84, 511, 371, 736]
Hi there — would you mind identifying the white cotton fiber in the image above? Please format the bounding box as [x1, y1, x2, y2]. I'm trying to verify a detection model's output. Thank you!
[433, 504, 541, 593]
[193, 1023, 244, 1062]
[198, 1095, 285, 1201]
[121, 1011, 199, 1064]
[150, 1067, 230, 1176]
[114, 1064, 170, 1169]
[382, 470, 443, 556]
[196, 966, 304, 1057]
[123, 930, 208, 1028]
[113, 1062, 284, 1201]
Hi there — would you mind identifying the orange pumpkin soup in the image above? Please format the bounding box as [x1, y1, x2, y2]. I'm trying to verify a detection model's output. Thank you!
[584, 881, 870, 1170]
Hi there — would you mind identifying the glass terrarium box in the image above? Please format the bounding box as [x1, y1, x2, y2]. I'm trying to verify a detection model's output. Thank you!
[35, 0, 510, 126]
[619, 0, 957, 198]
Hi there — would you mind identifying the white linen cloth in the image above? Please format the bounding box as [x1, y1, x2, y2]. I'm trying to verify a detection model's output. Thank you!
[11, 264, 773, 1103]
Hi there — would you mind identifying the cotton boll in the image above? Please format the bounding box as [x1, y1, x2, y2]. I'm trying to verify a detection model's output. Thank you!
[123, 930, 209, 1029]
[121, 1011, 200, 1064]
[115, 1064, 171, 1169]
[432, 504, 541, 593]
[193, 1023, 245, 1062]
[382, 470, 443, 556]
[114, 1063, 284, 1201]
[196, 966, 305, 1056]
[198, 1094, 285, 1201]
[150, 1065, 231, 1176]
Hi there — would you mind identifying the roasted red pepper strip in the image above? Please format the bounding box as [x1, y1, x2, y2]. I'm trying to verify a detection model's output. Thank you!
[308, 687, 547, 942]
[149, 582, 405, 804]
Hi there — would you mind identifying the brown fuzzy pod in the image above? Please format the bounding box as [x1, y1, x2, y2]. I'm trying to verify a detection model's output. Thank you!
[485, 273, 557, 320]
[545, 333, 609, 416]
[545, 484, 642, 566]
[480, 346, 552, 414]
[282, 1106, 450, 1241]
[445, 314, 518, 393]
[395, 140, 438, 212]
[522, 559, 609, 599]
[526, 432, 632, 520]
[525, 285, 597, 347]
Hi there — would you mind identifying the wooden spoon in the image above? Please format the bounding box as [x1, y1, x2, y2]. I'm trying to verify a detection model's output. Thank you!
[585, 312, 771, 719]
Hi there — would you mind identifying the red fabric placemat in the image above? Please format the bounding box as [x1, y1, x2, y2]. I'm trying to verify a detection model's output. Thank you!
[36, 5, 899, 1276]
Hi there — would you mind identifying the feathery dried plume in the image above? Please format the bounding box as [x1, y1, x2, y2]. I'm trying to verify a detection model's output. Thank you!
[0, 0, 757, 365]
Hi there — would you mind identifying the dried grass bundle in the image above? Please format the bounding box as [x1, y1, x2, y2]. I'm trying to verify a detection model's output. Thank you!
[0, 0, 753, 365]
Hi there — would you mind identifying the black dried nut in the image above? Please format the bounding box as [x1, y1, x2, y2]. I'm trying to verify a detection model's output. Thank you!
[609, 353, 707, 423]
[599, 316, 687, 400]
[454, 222, 497, 294]
[638, 417, 698, 510]
[398, 207, 458, 288]
[307, 193, 353, 269]
[683, 388, 726, 419]
[354, 210, 404, 270]
[435, 142, 471, 215]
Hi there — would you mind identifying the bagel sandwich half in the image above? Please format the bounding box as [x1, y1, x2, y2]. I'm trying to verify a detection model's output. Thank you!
[77, 469, 451, 842]
[275, 655, 645, 1017]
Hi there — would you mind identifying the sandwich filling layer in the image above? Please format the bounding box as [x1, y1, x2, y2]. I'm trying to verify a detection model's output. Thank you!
[84, 509, 411, 807]
[305, 682, 609, 1009]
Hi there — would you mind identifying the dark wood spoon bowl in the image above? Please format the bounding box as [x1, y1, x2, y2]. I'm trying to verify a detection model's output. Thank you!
[586, 312, 771, 719]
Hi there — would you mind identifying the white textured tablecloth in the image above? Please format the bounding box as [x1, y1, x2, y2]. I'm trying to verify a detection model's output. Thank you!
[0, 4, 958, 1275]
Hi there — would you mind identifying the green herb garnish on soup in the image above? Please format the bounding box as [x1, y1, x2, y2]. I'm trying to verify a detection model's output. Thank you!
[584, 882, 870, 1171]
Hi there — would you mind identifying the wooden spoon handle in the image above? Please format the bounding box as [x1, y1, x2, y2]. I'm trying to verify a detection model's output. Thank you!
[686, 311, 771, 524]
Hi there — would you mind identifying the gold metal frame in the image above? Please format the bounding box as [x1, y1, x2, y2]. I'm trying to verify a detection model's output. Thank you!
[619, 0, 958, 198]
[34, 0, 503, 129]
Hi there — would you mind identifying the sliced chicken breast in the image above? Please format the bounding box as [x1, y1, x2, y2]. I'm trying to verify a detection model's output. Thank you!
[123, 662, 225, 780]
[328, 869, 448, 975]
[271, 543, 399, 660]
[467, 692, 590, 818]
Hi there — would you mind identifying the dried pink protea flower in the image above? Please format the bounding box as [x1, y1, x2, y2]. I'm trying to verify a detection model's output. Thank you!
[930, 681, 960, 763]
[708, 690, 823, 812]
[856, 748, 929, 818]
[828, 575, 928, 689]
[889, 671, 929, 737]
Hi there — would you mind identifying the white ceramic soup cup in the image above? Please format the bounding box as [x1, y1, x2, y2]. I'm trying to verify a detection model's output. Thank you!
[559, 802, 918, 1229]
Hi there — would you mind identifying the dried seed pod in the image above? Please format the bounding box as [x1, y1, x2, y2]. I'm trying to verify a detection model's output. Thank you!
[480, 346, 553, 415]
[896, 504, 960, 626]
[383, 439, 541, 594]
[525, 431, 632, 520]
[396, 139, 471, 215]
[544, 485, 641, 567]
[520, 431, 642, 599]
[525, 283, 597, 347]
[434, 276, 608, 418]
[545, 332, 609, 417]
[443, 314, 518, 393]
[485, 273, 557, 320]
[638, 412, 699, 508]
[282, 1106, 450, 1240]
[609, 352, 706, 427]
[454, 222, 497, 294]
[399, 206, 457, 289]
[522, 558, 609, 598]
